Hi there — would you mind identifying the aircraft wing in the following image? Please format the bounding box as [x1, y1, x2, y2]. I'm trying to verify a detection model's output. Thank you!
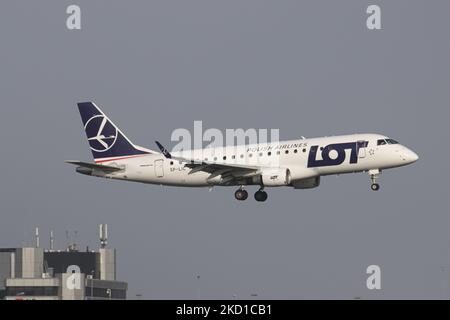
[184, 160, 259, 173]
[181, 159, 261, 184]
[65, 160, 123, 172]
[155, 141, 262, 183]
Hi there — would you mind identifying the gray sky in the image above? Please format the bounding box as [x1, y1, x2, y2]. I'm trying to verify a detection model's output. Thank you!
[0, 0, 448, 299]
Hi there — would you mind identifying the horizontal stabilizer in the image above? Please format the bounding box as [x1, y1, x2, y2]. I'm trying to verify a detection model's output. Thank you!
[65, 160, 122, 172]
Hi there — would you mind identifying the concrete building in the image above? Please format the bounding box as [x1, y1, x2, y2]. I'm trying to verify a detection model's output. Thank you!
[0, 224, 127, 300]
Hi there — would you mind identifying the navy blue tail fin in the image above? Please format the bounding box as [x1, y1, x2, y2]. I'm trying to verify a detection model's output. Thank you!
[77, 102, 153, 162]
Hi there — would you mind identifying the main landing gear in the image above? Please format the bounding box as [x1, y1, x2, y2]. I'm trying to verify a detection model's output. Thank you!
[254, 188, 268, 202]
[234, 187, 248, 201]
[234, 186, 268, 202]
[369, 169, 381, 191]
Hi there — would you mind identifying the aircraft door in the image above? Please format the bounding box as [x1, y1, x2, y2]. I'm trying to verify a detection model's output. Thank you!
[154, 159, 164, 177]
[357, 140, 366, 158]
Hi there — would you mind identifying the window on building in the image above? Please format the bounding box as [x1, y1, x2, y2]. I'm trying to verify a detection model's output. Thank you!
[6, 286, 59, 297]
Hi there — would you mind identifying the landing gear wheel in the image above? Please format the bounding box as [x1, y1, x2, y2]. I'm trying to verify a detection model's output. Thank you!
[368, 169, 381, 192]
[254, 190, 268, 202]
[235, 189, 248, 201]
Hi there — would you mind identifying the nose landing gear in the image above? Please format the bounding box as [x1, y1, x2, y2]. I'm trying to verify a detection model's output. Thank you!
[369, 169, 381, 191]
[371, 183, 380, 191]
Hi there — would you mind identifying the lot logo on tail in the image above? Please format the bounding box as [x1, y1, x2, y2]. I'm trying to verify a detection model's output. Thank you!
[85, 115, 118, 152]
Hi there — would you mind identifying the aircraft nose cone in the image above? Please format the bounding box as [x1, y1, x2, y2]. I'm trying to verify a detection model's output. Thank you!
[406, 149, 419, 163]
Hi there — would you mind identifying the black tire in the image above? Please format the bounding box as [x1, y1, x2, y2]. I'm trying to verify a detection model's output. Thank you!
[371, 183, 380, 191]
[254, 191, 268, 202]
[235, 189, 248, 200]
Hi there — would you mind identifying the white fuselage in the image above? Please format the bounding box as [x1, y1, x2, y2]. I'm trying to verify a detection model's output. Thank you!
[91, 133, 418, 188]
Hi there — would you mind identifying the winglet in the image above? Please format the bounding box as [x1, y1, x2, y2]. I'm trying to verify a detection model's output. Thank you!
[155, 141, 172, 159]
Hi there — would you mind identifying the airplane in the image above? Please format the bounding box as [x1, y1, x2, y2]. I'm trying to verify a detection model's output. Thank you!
[66, 102, 419, 202]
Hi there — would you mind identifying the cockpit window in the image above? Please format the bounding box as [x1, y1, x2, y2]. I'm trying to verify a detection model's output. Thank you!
[386, 139, 399, 144]
[377, 138, 399, 146]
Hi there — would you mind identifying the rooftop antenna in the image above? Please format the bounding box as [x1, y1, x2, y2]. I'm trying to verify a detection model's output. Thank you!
[99, 224, 108, 248]
[35, 227, 40, 248]
[65, 230, 69, 250]
[50, 230, 54, 251]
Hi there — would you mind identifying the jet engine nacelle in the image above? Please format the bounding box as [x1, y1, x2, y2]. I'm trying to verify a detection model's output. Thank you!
[260, 168, 291, 187]
[291, 176, 320, 189]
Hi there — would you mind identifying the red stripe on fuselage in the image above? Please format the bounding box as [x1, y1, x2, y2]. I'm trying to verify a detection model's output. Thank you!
[95, 154, 150, 163]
